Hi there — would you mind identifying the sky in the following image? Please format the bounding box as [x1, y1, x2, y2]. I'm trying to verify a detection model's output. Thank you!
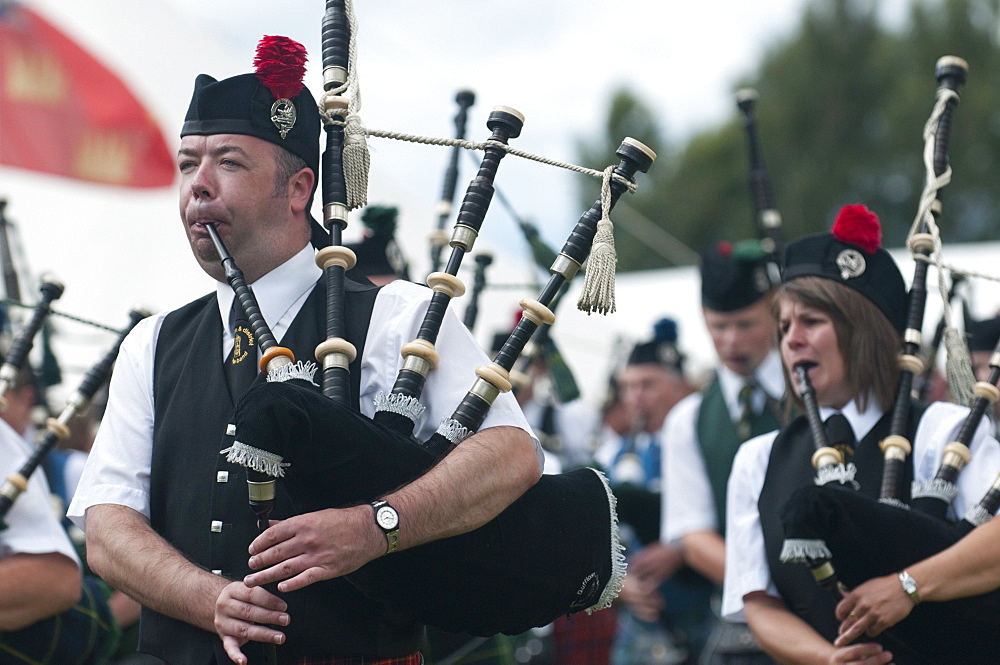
[4, 0, 937, 402]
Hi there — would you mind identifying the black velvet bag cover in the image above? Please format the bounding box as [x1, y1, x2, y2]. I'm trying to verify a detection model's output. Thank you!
[230, 378, 624, 637]
[349, 465, 623, 637]
[782, 485, 1000, 665]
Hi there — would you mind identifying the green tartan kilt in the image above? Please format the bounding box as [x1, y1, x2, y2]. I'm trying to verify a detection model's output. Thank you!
[0, 575, 120, 665]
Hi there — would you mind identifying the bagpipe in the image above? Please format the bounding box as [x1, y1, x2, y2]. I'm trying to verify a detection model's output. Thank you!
[218, 0, 655, 639]
[735, 87, 783, 283]
[777, 57, 1000, 664]
[0, 306, 147, 523]
[0, 275, 63, 410]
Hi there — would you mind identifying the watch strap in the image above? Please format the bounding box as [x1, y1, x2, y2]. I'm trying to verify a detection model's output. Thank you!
[371, 500, 400, 554]
[898, 570, 921, 605]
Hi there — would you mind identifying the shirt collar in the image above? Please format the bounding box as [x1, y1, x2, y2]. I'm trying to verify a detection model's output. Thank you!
[215, 244, 320, 336]
[818, 393, 884, 441]
[717, 348, 784, 412]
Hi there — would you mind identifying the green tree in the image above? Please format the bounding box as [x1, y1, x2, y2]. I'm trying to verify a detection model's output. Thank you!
[581, 0, 1000, 271]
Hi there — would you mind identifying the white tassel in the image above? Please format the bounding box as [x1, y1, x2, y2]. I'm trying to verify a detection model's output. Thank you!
[944, 326, 976, 407]
[577, 167, 618, 315]
[343, 112, 370, 210]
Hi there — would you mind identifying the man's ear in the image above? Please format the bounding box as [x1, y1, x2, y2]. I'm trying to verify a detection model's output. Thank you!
[288, 167, 316, 214]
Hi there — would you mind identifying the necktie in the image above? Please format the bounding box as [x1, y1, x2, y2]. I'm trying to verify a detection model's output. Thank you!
[224, 301, 258, 400]
[823, 413, 856, 458]
[736, 380, 756, 441]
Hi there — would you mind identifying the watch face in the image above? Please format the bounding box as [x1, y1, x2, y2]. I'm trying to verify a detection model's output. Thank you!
[376, 505, 399, 530]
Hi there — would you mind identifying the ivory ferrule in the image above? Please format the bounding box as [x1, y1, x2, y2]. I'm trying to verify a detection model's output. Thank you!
[45, 417, 70, 441]
[315, 337, 357, 371]
[908, 232, 935, 253]
[550, 254, 581, 281]
[898, 354, 923, 375]
[435, 201, 452, 218]
[401, 339, 439, 372]
[941, 441, 972, 469]
[426, 273, 466, 298]
[450, 225, 478, 252]
[812, 447, 844, 470]
[880, 434, 912, 460]
[973, 381, 1000, 404]
[519, 299, 555, 326]
[315, 246, 356, 272]
[476, 362, 513, 394]
[3, 473, 27, 495]
[904, 329, 922, 346]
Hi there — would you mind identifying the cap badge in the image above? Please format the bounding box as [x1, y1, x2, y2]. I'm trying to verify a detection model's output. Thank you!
[270, 99, 297, 139]
[753, 266, 771, 294]
[836, 248, 866, 280]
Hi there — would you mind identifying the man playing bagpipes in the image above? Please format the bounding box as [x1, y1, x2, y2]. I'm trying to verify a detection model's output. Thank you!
[663, 240, 784, 665]
[68, 35, 540, 665]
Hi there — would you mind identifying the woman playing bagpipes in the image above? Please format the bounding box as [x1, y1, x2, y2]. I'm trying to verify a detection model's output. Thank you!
[720, 204, 1000, 665]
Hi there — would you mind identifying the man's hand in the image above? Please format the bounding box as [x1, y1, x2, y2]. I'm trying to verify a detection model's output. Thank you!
[244, 506, 382, 593]
[215, 581, 289, 665]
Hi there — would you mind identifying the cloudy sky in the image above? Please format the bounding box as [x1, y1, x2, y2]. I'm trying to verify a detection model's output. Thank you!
[8, 0, 918, 396]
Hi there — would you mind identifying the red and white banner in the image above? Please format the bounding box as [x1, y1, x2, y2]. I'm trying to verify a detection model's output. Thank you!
[0, 2, 174, 188]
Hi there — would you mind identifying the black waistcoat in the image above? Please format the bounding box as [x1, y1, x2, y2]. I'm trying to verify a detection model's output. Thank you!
[758, 403, 925, 651]
[143, 278, 423, 663]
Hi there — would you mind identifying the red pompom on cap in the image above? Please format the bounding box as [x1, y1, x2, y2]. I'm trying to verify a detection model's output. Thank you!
[831, 204, 882, 254]
[253, 35, 308, 100]
[717, 240, 733, 258]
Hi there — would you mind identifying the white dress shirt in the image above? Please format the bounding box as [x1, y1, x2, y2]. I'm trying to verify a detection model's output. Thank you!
[1, 420, 79, 564]
[68, 245, 538, 528]
[663, 349, 785, 544]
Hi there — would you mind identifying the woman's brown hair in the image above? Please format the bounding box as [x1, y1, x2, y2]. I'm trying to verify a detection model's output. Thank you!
[775, 276, 901, 412]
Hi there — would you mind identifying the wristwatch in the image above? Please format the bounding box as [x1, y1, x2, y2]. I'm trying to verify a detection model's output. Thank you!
[898, 570, 921, 605]
[371, 500, 400, 554]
